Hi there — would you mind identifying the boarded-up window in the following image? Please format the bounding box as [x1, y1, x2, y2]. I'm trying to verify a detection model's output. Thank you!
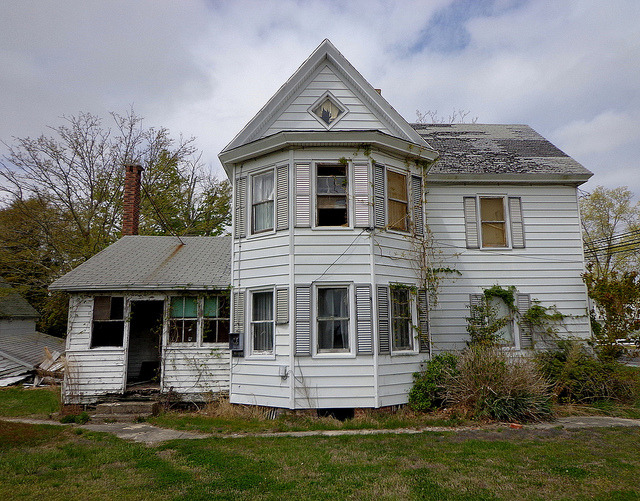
[480, 197, 506, 247]
[387, 170, 408, 231]
[252, 291, 274, 353]
[391, 287, 412, 350]
[91, 296, 125, 348]
[169, 297, 197, 343]
[317, 287, 349, 351]
[203, 295, 230, 344]
[252, 170, 274, 233]
[317, 164, 347, 226]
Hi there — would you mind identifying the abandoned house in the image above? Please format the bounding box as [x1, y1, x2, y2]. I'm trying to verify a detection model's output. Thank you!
[51, 39, 592, 408]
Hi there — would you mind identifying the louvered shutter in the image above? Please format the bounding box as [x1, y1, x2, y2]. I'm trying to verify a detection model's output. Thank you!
[373, 163, 386, 228]
[295, 163, 311, 227]
[355, 285, 373, 354]
[469, 293, 484, 320]
[295, 286, 311, 356]
[509, 197, 525, 249]
[353, 163, 371, 228]
[516, 293, 533, 349]
[276, 287, 289, 324]
[463, 197, 479, 248]
[232, 290, 245, 333]
[417, 288, 430, 353]
[411, 175, 424, 237]
[234, 177, 247, 239]
[276, 165, 289, 231]
[377, 285, 390, 354]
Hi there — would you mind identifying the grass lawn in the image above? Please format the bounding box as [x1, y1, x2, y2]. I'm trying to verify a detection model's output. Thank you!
[0, 386, 60, 417]
[1, 420, 640, 500]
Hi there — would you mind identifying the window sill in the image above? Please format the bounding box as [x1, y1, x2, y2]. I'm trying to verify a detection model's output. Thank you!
[390, 349, 419, 356]
[314, 351, 356, 359]
[246, 353, 277, 361]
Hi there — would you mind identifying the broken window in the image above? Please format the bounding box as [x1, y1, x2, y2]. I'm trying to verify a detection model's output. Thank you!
[391, 287, 412, 351]
[91, 296, 125, 348]
[169, 296, 197, 343]
[252, 170, 274, 233]
[480, 197, 507, 247]
[312, 96, 344, 126]
[387, 170, 408, 231]
[251, 291, 274, 353]
[316, 164, 348, 226]
[203, 295, 230, 343]
[317, 287, 349, 351]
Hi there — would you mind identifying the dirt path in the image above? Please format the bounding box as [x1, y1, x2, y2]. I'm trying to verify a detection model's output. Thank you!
[3, 415, 640, 445]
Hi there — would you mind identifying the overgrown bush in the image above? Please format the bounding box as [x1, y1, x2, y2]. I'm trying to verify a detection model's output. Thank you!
[408, 353, 458, 412]
[535, 341, 638, 403]
[446, 345, 552, 422]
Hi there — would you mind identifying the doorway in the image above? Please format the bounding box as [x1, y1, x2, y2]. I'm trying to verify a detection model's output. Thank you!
[127, 300, 164, 388]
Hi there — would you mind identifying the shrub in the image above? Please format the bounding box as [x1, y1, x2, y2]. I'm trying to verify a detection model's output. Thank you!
[535, 341, 637, 403]
[409, 353, 458, 412]
[446, 345, 552, 422]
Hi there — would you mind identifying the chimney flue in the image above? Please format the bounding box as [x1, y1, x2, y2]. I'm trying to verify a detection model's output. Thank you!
[122, 164, 143, 236]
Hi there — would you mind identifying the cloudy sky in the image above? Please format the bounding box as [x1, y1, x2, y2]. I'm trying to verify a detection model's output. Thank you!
[1, 0, 638, 197]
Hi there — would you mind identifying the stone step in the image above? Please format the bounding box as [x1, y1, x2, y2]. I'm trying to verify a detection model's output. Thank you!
[94, 400, 160, 417]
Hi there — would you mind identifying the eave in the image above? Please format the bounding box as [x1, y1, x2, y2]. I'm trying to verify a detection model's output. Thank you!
[219, 130, 439, 175]
[426, 172, 593, 186]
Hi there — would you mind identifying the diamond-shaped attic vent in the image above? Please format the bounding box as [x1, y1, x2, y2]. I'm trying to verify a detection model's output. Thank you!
[311, 93, 346, 128]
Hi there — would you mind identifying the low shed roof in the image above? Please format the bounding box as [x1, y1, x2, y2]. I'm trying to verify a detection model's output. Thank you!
[49, 235, 231, 292]
[413, 124, 592, 181]
[0, 279, 39, 319]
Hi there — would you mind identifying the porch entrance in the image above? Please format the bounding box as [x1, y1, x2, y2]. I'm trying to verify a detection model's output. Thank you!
[126, 300, 164, 388]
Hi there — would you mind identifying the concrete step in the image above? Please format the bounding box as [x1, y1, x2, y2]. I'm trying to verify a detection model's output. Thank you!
[93, 400, 160, 418]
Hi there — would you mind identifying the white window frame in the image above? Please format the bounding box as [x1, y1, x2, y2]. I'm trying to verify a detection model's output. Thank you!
[249, 288, 275, 357]
[477, 195, 511, 249]
[390, 286, 417, 353]
[90, 295, 126, 349]
[251, 168, 275, 235]
[315, 284, 355, 356]
[167, 295, 231, 347]
[314, 161, 352, 229]
[386, 168, 410, 233]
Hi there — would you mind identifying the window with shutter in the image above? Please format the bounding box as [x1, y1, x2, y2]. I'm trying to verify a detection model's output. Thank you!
[463, 195, 526, 250]
[295, 163, 311, 227]
[251, 290, 274, 354]
[251, 170, 274, 234]
[317, 287, 349, 351]
[387, 170, 408, 231]
[390, 287, 412, 350]
[377, 286, 390, 354]
[234, 177, 247, 239]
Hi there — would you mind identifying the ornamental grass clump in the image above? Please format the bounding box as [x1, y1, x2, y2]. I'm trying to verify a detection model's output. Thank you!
[446, 345, 552, 422]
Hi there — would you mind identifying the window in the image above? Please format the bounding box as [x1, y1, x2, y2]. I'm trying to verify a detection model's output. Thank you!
[252, 170, 274, 233]
[489, 296, 514, 345]
[91, 296, 125, 348]
[387, 170, 408, 231]
[169, 297, 197, 343]
[203, 295, 230, 343]
[316, 164, 348, 226]
[312, 97, 343, 125]
[251, 291, 274, 353]
[391, 287, 413, 350]
[317, 287, 349, 351]
[480, 197, 506, 247]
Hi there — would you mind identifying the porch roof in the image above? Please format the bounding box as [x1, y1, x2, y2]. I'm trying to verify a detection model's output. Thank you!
[49, 235, 231, 292]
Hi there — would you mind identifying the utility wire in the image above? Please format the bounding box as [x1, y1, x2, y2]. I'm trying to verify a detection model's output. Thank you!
[141, 183, 185, 245]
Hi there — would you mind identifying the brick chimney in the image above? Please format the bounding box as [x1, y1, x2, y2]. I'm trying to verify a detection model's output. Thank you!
[122, 164, 144, 236]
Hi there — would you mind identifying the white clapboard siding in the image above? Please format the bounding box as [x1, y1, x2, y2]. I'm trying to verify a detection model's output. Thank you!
[263, 65, 390, 137]
[426, 184, 591, 353]
[162, 348, 230, 395]
[63, 350, 125, 404]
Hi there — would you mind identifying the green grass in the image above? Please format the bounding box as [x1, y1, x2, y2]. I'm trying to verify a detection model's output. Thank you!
[1, 420, 640, 500]
[0, 386, 60, 417]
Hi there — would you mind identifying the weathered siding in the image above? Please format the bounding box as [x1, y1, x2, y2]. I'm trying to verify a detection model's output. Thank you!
[264, 65, 389, 136]
[162, 347, 230, 397]
[426, 183, 591, 353]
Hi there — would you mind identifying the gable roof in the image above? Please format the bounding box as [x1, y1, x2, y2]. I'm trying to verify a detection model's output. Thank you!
[49, 235, 231, 292]
[414, 124, 592, 183]
[220, 39, 431, 159]
[0, 278, 39, 319]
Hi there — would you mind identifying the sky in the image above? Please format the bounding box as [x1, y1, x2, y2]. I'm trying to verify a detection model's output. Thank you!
[1, 0, 639, 198]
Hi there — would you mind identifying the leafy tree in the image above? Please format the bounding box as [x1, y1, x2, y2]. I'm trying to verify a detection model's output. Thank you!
[580, 186, 640, 278]
[582, 268, 640, 358]
[0, 110, 230, 335]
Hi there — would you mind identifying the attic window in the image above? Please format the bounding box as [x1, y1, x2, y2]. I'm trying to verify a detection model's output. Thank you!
[310, 92, 347, 129]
